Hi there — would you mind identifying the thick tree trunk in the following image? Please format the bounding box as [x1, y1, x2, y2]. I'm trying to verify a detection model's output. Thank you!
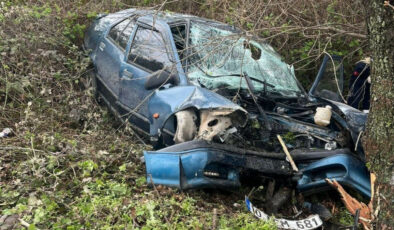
[362, 0, 394, 228]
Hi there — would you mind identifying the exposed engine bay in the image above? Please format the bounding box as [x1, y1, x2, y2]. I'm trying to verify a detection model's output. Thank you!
[172, 90, 353, 156]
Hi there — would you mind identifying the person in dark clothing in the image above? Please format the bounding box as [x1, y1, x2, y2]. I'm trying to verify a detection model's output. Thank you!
[347, 58, 371, 111]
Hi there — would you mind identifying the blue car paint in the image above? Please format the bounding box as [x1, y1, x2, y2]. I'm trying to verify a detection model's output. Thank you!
[84, 9, 137, 57]
[297, 154, 371, 198]
[94, 31, 126, 96]
[118, 20, 188, 119]
[145, 149, 371, 198]
[144, 149, 241, 189]
[85, 9, 371, 197]
[86, 11, 191, 131]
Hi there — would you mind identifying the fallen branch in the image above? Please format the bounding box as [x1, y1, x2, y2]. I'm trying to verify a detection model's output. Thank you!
[277, 135, 298, 172]
[326, 178, 372, 230]
[384, 1, 394, 10]
[19, 218, 40, 230]
[212, 208, 218, 230]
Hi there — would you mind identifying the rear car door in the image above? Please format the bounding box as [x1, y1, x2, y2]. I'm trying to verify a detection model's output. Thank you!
[118, 24, 174, 133]
[94, 17, 136, 103]
[309, 54, 345, 102]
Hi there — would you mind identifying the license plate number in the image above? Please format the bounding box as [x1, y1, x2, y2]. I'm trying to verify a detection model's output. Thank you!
[245, 196, 323, 230]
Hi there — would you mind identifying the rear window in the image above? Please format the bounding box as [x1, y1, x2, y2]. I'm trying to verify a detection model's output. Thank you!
[107, 17, 136, 50]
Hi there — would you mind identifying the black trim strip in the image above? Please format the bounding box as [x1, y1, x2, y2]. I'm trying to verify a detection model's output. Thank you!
[98, 91, 150, 136]
[156, 140, 351, 162]
[116, 101, 150, 123]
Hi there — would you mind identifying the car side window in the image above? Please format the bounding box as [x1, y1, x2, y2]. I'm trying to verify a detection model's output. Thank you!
[128, 27, 171, 72]
[107, 18, 136, 50]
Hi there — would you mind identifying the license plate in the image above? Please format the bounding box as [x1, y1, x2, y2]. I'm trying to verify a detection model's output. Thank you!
[245, 196, 323, 230]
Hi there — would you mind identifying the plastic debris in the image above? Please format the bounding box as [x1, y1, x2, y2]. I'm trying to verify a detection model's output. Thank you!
[0, 128, 12, 138]
[314, 105, 332, 127]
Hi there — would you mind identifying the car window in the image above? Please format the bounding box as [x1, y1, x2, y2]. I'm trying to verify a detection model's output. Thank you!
[128, 27, 171, 72]
[186, 22, 302, 96]
[170, 25, 187, 63]
[108, 17, 136, 50]
[314, 58, 344, 101]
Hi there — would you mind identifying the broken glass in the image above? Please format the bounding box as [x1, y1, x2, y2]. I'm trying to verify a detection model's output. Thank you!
[187, 22, 302, 96]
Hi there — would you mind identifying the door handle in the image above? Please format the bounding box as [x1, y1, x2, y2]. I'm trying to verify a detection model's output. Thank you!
[99, 42, 106, 51]
[121, 69, 133, 80]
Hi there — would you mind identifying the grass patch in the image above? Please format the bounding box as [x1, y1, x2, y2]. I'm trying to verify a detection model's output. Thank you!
[0, 1, 276, 229]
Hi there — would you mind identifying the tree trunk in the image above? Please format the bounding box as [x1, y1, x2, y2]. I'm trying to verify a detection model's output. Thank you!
[362, 0, 394, 228]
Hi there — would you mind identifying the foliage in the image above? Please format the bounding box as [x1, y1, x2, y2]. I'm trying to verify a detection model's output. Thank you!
[157, 0, 367, 90]
[0, 0, 366, 229]
[0, 1, 277, 229]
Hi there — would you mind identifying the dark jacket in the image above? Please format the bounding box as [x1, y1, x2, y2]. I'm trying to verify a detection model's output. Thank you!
[348, 61, 370, 110]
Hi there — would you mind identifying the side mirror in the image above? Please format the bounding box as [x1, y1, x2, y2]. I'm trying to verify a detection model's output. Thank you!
[144, 66, 179, 90]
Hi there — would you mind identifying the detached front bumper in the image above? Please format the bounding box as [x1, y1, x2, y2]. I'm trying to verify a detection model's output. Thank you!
[144, 140, 371, 198]
[144, 140, 292, 189]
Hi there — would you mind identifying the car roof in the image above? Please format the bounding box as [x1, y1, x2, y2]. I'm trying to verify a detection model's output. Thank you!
[129, 9, 239, 32]
[132, 9, 212, 23]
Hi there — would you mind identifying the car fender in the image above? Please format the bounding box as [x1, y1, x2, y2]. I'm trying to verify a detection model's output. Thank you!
[147, 86, 248, 138]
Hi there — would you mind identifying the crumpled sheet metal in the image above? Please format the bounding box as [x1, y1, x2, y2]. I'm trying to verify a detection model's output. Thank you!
[148, 86, 248, 137]
[327, 100, 368, 134]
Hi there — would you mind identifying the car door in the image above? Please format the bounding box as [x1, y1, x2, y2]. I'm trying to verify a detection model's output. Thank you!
[94, 17, 136, 104]
[309, 54, 345, 102]
[118, 24, 174, 133]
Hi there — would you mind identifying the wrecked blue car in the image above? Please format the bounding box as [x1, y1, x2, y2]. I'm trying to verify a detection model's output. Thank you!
[84, 9, 371, 199]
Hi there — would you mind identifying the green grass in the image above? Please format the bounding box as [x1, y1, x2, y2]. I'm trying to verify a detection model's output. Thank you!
[0, 0, 362, 228]
[0, 3, 277, 228]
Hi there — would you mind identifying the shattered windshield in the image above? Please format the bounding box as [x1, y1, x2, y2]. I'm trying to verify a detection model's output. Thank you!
[186, 22, 302, 96]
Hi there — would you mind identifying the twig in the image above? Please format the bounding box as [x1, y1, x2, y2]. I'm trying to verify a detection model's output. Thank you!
[247, 187, 256, 198]
[277, 135, 298, 172]
[384, 1, 394, 10]
[352, 209, 361, 230]
[355, 130, 364, 151]
[19, 219, 40, 229]
[2, 65, 8, 111]
[0, 146, 55, 154]
[212, 208, 218, 230]
[323, 51, 346, 103]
